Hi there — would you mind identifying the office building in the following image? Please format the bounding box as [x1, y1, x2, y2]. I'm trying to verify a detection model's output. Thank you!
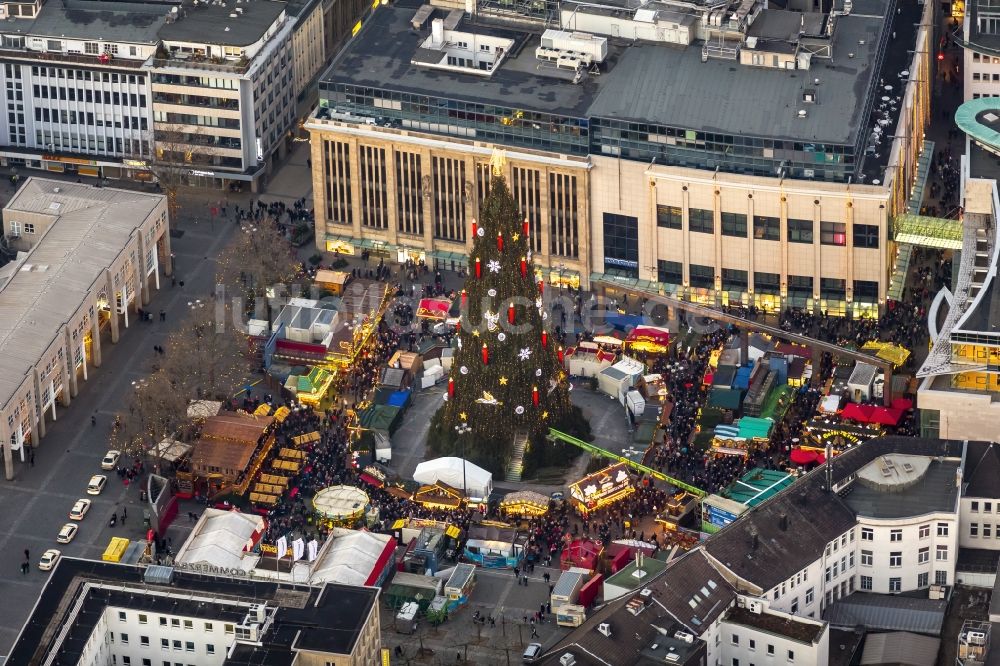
[307, 0, 934, 316]
[0, 0, 346, 190]
[8, 557, 382, 665]
[0, 0, 161, 177]
[0, 178, 170, 480]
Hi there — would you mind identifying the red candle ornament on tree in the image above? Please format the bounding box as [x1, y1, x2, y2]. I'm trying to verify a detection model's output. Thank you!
[523, 217, 529, 237]
[520, 256, 527, 278]
[475, 257, 481, 279]
[532, 385, 539, 407]
[538, 279, 544, 296]
[508, 302, 516, 325]
[557, 346, 564, 364]
[497, 232, 504, 252]
[461, 289, 467, 307]
[448, 377, 455, 399]
[482, 343, 489, 365]
[541, 330, 548, 348]
[471, 219, 477, 238]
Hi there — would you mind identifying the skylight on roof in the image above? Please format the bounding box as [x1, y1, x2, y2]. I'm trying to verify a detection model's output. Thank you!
[707, 580, 718, 589]
[700, 586, 710, 597]
[48, 202, 61, 211]
[688, 599, 697, 609]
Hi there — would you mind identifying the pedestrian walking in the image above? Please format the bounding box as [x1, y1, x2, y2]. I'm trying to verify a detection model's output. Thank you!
[24, 548, 29, 561]
[159, 310, 166, 322]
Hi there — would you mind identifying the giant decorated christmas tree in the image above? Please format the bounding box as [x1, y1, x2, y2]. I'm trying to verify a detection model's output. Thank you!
[430, 152, 574, 474]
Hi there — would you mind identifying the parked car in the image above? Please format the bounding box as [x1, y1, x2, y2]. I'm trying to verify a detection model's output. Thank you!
[57, 523, 78, 544]
[87, 474, 107, 495]
[69, 498, 92, 521]
[38, 549, 61, 571]
[101, 450, 121, 470]
[522, 643, 543, 663]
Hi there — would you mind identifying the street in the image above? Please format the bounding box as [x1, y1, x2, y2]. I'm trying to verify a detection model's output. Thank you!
[0, 150, 307, 657]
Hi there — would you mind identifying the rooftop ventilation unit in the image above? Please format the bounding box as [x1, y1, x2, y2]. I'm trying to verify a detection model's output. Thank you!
[597, 623, 612, 638]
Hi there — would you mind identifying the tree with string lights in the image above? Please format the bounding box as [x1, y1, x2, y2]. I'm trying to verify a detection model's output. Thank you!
[429, 152, 585, 474]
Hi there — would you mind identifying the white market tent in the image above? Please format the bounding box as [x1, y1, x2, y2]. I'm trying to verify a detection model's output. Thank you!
[174, 508, 264, 572]
[309, 530, 393, 586]
[413, 457, 493, 500]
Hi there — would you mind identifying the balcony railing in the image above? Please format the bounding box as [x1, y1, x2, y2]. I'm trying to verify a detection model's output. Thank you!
[0, 47, 147, 69]
[151, 56, 249, 75]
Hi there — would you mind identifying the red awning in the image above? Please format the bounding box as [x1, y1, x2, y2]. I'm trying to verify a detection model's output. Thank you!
[869, 407, 904, 426]
[790, 448, 819, 465]
[416, 298, 451, 320]
[359, 473, 384, 488]
[841, 403, 877, 423]
[891, 397, 913, 411]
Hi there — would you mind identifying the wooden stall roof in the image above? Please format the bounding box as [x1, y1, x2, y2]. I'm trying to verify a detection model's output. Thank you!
[191, 439, 256, 476]
[200, 414, 274, 444]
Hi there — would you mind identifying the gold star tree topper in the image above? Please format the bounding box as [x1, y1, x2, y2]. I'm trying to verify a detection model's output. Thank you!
[489, 148, 506, 176]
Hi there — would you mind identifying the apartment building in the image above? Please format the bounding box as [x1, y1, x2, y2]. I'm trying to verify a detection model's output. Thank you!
[539, 437, 998, 665]
[961, 0, 1000, 101]
[307, 0, 934, 316]
[8, 558, 382, 666]
[0, 0, 161, 177]
[0, 178, 170, 480]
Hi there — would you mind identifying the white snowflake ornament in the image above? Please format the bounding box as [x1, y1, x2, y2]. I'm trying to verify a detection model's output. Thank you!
[518, 347, 533, 361]
[488, 288, 497, 297]
[535, 368, 543, 377]
[515, 405, 525, 415]
[487, 259, 501, 274]
[460, 365, 469, 375]
[477, 227, 485, 237]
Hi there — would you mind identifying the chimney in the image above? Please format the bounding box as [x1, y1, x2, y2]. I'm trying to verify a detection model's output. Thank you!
[779, 514, 788, 531]
[431, 18, 444, 46]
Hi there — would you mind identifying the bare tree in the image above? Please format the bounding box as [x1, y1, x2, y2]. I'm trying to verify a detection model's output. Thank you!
[112, 370, 189, 459]
[158, 303, 250, 401]
[215, 221, 301, 317]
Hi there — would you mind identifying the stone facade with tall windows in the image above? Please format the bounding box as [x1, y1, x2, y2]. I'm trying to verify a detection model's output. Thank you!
[308, 0, 934, 315]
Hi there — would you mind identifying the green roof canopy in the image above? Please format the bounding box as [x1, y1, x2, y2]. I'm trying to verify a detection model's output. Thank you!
[893, 214, 963, 250]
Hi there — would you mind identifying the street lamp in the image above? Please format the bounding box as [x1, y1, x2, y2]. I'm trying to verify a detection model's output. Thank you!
[454, 422, 471, 498]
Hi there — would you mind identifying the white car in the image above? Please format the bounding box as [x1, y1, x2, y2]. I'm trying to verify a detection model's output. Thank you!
[522, 643, 542, 663]
[69, 498, 92, 521]
[38, 549, 61, 571]
[87, 474, 107, 495]
[57, 523, 78, 544]
[101, 450, 121, 470]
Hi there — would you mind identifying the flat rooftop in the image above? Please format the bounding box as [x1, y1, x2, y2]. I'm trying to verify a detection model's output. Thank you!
[841, 458, 960, 518]
[0, 178, 163, 410]
[8, 557, 379, 664]
[323, 0, 914, 148]
[724, 606, 825, 644]
[158, 0, 286, 47]
[5, 0, 166, 44]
